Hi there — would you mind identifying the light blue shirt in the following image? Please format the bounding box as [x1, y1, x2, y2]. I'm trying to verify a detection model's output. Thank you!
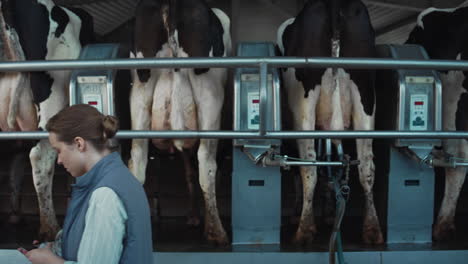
[52, 187, 127, 264]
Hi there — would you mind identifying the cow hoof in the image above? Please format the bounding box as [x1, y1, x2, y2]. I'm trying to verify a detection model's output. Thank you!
[186, 215, 201, 227]
[292, 226, 317, 245]
[206, 231, 229, 247]
[433, 222, 456, 242]
[363, 225, 384, 245]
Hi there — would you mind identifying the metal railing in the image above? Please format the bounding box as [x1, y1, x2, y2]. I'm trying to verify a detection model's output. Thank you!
[1, 130, 468, 140]
[2, 57, 468, 71]
[1, 56, 468, 140]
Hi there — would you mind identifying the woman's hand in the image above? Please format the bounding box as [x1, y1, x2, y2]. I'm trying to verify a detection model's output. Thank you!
[18, 243, 65, 264]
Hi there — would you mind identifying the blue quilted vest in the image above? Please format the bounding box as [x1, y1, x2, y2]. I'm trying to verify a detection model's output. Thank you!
[61, 152, 153, 264]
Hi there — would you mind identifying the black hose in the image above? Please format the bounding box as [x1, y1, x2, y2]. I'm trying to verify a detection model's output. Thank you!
[329, 187, 346, 264]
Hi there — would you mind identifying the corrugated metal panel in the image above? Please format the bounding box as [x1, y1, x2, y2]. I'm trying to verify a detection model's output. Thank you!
[75, 0, 137, 36]
[367, 3, 416, 43]
[377, 22, 416, 44]
[69, 0, 425, 44]
[369, 1, 468, 44]
[368, 4, 412, 29]
[368, 3, 415, 28]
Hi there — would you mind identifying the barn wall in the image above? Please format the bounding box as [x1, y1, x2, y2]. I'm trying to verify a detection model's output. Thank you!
[231, 0, 300, 47]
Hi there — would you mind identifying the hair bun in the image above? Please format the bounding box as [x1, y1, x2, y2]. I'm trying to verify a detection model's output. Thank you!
[102, 115, 119, 139]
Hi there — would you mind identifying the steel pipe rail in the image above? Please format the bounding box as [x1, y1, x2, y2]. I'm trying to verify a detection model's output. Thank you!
[265, 131, 468, 139]
[2, 57, 468, 71]
[1, 130, 468, 140]
[259, 62, 268, 136]
[430, 159, 468, 168]
[282, 161, 346, 167]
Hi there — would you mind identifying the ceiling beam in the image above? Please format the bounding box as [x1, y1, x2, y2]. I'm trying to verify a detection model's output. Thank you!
[363, 0, 467, 12]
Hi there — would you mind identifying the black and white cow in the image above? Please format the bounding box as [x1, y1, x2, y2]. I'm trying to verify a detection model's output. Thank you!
[129, 0, 231, 245]
[0, 0, 37, 225]
[0, 1, 36, 132]
[0, 0, 94, 240]
[406, 6, 468, 241]
[277, 0, 383, 244]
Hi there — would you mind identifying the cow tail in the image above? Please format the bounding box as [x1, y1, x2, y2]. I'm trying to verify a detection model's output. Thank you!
[171, 72, 185, 151]
[169, 0, 178, 33]
[330, 0, 341, 41]
[162, 0, 179, 55]
[170, 71, 198, 151]
[161, 1, 170, 34]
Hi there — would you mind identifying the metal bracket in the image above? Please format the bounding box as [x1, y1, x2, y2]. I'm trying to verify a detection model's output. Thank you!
[260, 151, 360, 169]
[422, 154, 468, 168]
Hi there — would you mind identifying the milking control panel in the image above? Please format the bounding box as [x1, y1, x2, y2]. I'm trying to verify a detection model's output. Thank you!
[240, 73, 274, 130]
[376, 44, 442, 149]
[233, 42, 281, 147]
[404, 75, 436, 132]
[76, 75, 106, 113]
[70, 43, 121, 116]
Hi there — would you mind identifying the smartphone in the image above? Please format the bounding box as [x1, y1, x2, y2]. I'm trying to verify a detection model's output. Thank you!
[18, 244, 38, 252]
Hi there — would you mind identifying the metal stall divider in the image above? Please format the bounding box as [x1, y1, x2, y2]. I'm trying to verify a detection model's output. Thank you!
[232, 42, 282, 251]
[376, 44, 442, 244]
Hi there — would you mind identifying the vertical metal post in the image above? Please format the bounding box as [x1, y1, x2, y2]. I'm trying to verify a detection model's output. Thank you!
[259, 62, 268, 136]
[326, 139, 332, 181]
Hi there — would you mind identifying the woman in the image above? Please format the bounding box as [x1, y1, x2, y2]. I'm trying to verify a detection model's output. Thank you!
[19, 104, 153, 264]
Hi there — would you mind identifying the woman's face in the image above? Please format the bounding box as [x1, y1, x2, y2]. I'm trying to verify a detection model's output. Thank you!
[49, 132, 86, 177]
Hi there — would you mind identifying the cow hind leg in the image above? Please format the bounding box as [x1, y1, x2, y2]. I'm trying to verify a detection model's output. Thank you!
[128, 81, 155, 184]
[182, 149, 200, 227]
[355, 138, 384, 244]
[433, 166, 467, 241]
[294, 139, 318, 245]
[129, 138, 150, 184]
[289, 82, 319, 245]
[30, 140, 59, 241]
[352, 102, 383, 243]
[191, 68, 227, 245]
[350, 77, 383, 244]
[128, 53, 157, 183]
[198, 138, 228, 245]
